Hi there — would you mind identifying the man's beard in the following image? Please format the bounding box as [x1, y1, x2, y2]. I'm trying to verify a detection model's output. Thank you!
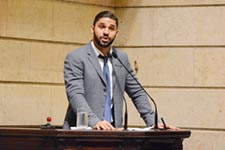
[93, 32, 115, 48]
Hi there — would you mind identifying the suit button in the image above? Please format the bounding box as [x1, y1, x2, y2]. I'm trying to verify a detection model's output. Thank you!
[103, 88, 106, 92]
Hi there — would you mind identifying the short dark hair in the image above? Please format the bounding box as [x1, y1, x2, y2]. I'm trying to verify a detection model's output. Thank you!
[93, 10, 118, 27]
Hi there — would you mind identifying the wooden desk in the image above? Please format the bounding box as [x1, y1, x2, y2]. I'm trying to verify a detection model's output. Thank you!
[0, 126, 191, 150]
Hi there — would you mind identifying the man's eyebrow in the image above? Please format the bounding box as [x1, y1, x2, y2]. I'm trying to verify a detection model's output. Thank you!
[97, 21, 116, 25]
[98, 22, 105, 25]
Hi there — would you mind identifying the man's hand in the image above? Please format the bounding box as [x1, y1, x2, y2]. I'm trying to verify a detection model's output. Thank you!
[93, 120, 115, 130]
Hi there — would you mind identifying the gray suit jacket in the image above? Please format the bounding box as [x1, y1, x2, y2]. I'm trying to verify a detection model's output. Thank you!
[63, 42, 154, 129]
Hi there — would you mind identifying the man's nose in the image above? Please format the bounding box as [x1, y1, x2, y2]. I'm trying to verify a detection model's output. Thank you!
[103, 28, 109, 35]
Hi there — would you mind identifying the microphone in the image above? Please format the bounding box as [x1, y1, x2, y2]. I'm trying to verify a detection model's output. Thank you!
[112, 50, 159, 129]
[107, 52, 128, 130]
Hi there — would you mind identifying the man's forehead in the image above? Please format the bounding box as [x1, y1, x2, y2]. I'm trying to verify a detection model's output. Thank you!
[96, 17, 117, 26]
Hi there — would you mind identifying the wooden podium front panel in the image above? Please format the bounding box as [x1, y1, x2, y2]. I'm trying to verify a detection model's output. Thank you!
[0, 127, 191, 150]
[0, 137, 55, 150]
[56, 129, 190, 150]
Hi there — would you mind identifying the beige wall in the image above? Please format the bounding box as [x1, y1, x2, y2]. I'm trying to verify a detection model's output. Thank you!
[0, 0, 113, 125]
[114, 1, 225, 150]
[0, 0, 224, 149]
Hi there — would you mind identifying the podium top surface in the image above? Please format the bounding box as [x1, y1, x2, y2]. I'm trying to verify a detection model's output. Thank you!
[0, 126, 191, 139]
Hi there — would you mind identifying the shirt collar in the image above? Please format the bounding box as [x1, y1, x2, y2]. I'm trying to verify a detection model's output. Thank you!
[91, 41, 112, 57]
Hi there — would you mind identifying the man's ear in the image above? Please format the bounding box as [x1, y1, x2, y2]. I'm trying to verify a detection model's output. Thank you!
[115, 29, 119, 37]
[90, 25, 94, 34]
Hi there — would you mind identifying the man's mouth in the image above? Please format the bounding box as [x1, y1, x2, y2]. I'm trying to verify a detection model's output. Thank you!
[101, 36, 110, 43]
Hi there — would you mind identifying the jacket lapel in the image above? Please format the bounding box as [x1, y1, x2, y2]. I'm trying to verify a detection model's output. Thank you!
[86, 43, 107, 85]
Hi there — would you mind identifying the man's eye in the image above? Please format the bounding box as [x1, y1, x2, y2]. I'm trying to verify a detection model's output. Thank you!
[109, 27, 115, 31]
[98, 25, 105, 29]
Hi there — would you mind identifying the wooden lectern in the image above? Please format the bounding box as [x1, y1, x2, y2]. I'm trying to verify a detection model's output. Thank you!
[0, 126, 191, 150]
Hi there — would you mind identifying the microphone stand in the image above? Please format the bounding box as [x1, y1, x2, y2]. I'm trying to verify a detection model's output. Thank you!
[112, 51, 159, 129]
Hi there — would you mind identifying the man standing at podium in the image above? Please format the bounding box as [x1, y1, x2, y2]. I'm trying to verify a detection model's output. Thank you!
[63, 10, 156, 130]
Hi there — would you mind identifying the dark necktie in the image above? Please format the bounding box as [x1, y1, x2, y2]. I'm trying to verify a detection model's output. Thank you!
[99, 55, 111, 122]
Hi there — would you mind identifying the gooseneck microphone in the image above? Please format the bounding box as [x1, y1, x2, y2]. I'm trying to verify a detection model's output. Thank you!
[112, 50, 159, 129]
[107, 52, 128, 130]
